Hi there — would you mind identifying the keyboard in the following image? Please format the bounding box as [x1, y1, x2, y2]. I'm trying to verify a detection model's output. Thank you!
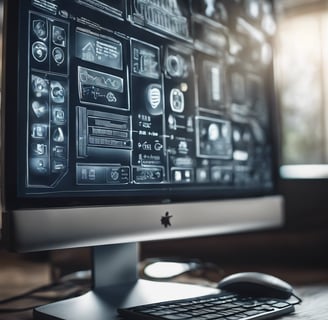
[118, 291, 295, 320]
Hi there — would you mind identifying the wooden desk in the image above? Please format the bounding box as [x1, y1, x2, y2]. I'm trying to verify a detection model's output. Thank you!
[1, 249, 328, 320]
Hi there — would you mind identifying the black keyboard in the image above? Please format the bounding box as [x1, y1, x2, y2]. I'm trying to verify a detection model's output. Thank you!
[118, 292, 295, 320]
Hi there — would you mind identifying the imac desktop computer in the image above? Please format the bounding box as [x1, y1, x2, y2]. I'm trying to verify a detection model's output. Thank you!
[1, 0, 284, 319]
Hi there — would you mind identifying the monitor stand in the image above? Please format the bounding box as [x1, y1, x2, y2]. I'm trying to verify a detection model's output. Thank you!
[34, 243, 219, 320]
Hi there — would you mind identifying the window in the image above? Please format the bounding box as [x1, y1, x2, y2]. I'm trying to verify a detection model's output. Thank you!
[275, 0, 328, 178]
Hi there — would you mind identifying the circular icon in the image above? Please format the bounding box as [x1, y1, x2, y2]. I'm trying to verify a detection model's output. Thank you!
[166, 55, 184, 78]
[52, 47, 65, 65]
[110, 169, 120, 181]
[32, 41, 48, 62]
[50, 81, 65, 104]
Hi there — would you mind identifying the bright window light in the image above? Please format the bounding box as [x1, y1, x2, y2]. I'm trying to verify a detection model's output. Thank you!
[275, 1, 328, 178]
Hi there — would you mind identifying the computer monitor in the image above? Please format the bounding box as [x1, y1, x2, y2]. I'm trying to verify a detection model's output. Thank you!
[1, 0, 283, 319]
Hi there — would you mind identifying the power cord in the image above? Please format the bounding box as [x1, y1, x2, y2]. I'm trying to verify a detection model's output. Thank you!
[0, 270, 91, 313]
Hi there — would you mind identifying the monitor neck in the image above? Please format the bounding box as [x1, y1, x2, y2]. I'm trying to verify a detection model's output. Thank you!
[92, 243, 139, 289]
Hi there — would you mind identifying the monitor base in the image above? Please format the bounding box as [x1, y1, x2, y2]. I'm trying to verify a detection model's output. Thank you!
[34, 279, 219, 320]
[34, 243, 219, 319]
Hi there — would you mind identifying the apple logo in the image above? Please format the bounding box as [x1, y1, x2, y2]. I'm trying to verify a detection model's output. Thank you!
[161, 212, 172, 228]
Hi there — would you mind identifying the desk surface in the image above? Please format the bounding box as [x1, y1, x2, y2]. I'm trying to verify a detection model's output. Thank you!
[286, 285, 328, 320]
[1, 249, 328, 320]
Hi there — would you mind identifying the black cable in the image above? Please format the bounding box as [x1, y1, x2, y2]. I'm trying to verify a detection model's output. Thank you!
[0, 282, 58, 305]
[0, 273, 90, 313]
[0, 287, 87, 313]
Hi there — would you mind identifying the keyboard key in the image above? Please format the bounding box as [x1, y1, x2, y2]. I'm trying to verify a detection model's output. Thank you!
[273, 302, 291, 309]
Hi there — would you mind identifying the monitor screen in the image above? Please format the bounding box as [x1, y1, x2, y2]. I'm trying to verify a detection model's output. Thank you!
[1, 0, 282, 251]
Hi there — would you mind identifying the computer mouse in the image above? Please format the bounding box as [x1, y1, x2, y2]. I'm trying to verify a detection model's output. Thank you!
[218, 272, 294, 299]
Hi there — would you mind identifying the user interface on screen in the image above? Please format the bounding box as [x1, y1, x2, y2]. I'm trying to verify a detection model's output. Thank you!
[18, 0, 276, 198]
